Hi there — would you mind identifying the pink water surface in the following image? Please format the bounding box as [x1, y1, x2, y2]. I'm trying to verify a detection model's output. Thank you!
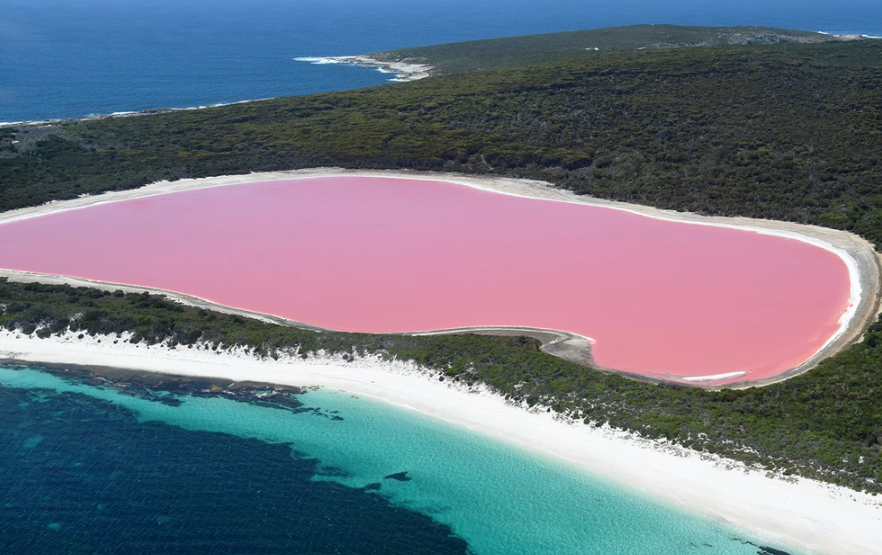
[0, 177, 852, 384]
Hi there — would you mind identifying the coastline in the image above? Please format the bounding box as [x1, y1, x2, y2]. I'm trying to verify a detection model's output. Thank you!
[0, 54, 424, 128]
[1, 328, 880, 555]
[294, 56, 434, 82]
[0, 99, 265, 129]
[0, 167, 878, 388]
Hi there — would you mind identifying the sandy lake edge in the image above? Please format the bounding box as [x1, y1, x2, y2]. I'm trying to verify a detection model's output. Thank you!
[0, 167, 878, 388]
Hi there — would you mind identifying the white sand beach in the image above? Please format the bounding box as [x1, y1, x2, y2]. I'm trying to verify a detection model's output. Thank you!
[1, 329, 880, 555]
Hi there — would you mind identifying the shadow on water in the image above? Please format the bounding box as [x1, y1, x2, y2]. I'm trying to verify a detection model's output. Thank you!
[732, 538, 795, 555]
[0, 369, 470, 555]
[0, 364, 807, 555]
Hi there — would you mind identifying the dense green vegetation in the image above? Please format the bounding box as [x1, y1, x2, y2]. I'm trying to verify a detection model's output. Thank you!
[2, 34, 882, 492]
[3, 40, 882, 241]
[371, 24, 838, 74]
[1, 278, 880, 493]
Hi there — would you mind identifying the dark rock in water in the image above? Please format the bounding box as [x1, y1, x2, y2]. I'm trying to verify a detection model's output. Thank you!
[157, 396, 183, 407]
[316, 465, 352, 478]
[732, 538, 793, 555]
[363, 482, 382, 491]
[757, 547, 793, 555]
[384, 471, 412, 482]
[29, 364, 307, 411]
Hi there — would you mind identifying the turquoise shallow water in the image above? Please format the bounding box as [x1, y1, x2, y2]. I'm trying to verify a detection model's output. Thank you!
[0, 365, 802, 555]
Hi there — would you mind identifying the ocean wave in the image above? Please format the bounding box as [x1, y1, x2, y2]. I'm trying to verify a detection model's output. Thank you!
[817, 30, 881, 39]
[1, 99, 270, 128]
[293, 57, 346, 65]
[0, 119, 54, 127]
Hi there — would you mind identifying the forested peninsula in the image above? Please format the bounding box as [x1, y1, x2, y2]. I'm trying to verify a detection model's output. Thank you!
[367, 24, 845, 75]
[1, 27, 881, 493]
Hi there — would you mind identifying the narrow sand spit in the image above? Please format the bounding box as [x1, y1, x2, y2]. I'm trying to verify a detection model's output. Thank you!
[0, 329, 880, 555]
[0, 168, 878, 388]
[293, 56, 434, 81]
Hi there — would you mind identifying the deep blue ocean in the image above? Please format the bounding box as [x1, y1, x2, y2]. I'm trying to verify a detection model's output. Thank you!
[1, 0, 880, 123]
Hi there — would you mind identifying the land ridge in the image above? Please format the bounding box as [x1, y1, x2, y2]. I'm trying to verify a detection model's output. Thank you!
[365, 24, 859, 76]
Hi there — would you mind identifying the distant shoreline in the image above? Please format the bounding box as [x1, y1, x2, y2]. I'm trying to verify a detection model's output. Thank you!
[0, 99, 265, 129]
[0, 56, 431, 129]
[3, 29, 876, 128]
[293, 55, 434, 82]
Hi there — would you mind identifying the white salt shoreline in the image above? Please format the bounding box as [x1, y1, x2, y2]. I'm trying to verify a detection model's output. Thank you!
[433, 172, 875, 384]
[0, 329, 880, 555]
[0, 168, 878, 386]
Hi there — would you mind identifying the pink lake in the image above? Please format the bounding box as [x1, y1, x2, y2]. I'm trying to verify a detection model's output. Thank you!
[0, 177, 852, 384]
